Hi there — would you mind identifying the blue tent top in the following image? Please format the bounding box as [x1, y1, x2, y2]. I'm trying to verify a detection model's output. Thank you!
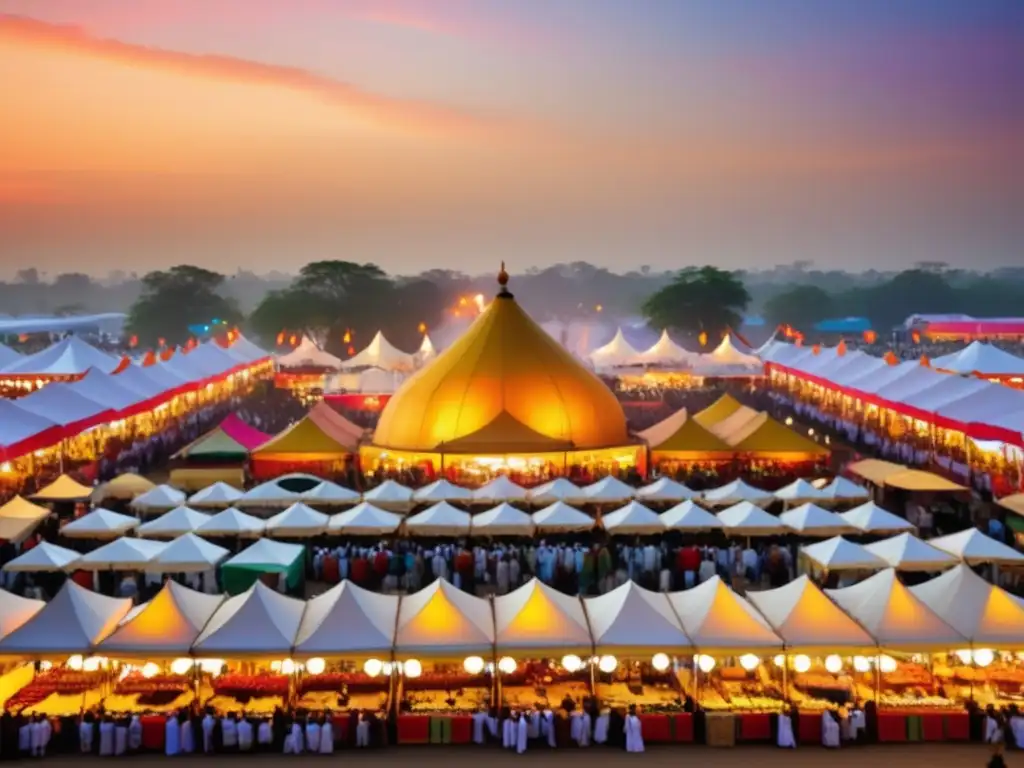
[813, 317, 872, 333]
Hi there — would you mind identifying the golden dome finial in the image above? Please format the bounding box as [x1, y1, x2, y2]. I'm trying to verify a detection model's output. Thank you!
[497, 261, 509, 287]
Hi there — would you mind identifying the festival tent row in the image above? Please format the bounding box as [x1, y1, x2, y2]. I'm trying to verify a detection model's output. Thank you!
[0, 335, 272, 463]
[5, 566, 1024, 660]
[588, 329, 763, 375]
[762, 340, 1024, 446]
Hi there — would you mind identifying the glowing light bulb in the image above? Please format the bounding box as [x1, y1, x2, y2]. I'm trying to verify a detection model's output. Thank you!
[498, 657, 517, 675]
[404, 659, 422, 678]
[773, 654, 786, 668]
[824, 655, 843, 674]
[598, 655, 618, 673]
[739, 654, 760, 671]
[561, 655, 582, 672]
[463, 656, 485, 675]
[853, 656, 871, 673]
[793, 655, 811, 673]
[651, 653, 670, 672]
[363, 659, 383, 677]
[306, 658, 326, 675]
[697, 655, 716, 673]
[879, 655, 897, 674]
[973, 649, 995, 668]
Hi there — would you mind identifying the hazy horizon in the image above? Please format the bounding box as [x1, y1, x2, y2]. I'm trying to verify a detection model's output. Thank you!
[2, 1, 1022, 276]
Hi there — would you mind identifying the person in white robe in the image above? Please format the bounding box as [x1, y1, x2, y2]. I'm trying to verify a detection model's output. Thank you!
[98, 718, 115, 757]
[283, 722, 298, 755]
[821, 710, 841, 748]
[543, 711, 557, 748]
[180, 714, 195, 754]
[528, 707, 541, 741]
[202, 712, 216, 753]
[985, 712, 1003, 744]
[257, 720, 273, 750]
[18, 720, 31, 755]
[776, 706, 796, 748]
[165, 713, 181, 756]
[624, 706, 644, 753]
[318, 714, 334, 754]
[1010, 713, 1024, 748]
[222, 715, 239, 751]
[570, 711, 591, 747]
[290, 721, 305, 753]
[79, 717, 94, 754]
[472, 710, 488, 744]
[594, 708, 610, 744]
[115, 718, 128, 756]
[305, 716, 320, 753]
[128, 715, 142, 752]
[355, 713, 371, 748]
[503, 713, 516, 749]
[516, 712, 529, 754]
[237, 718, 253, 752]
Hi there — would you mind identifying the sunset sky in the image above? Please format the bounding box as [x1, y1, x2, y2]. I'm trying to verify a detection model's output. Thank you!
[1, 0, 1022, 277]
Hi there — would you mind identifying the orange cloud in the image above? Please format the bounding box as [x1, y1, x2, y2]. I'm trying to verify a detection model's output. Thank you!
[0, 14, 494, 135]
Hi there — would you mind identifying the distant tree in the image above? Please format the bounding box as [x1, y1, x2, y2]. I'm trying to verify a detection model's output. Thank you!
[126, 266, 241, 347]
[762, 285, 833, 330]
[642, 266, 750, 337]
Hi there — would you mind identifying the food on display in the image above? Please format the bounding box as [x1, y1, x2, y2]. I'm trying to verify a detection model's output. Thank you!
[401, 664, 491, 714]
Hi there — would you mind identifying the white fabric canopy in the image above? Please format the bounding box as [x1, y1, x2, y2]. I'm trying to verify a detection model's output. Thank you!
[588, 328, 639, 369]
[294, 581, 398, 657]
[276, 336, 342, 369]
[328, 503, 403, 535]
[340, 331, 415, 371]
[635, 477, 696, 504]
[224, 538, 305, 569]
[0, 400, 60, 452]
[301, 481, 361, 506]
[405, 502, 471, 536]
[130, 484, 187, 512]
[601, 501, 665, 535]
[76, 537, 166, 570]
[193, 581, 305, 656]
[839, 502, 916, 534]
[363, 480, 415, 511]
[779, 503, 856, 536]
[864, 533, 959, 571]
[1, 336, 118, 376]
[99, 581, 224, 656]
[146, 533, 230, 573]
[471, 503, 535, 536]
[774, 479, 827, 505]
[531, 502, 594, 533]
[2, 541, 80, 572]
[667, 576, 782, 653]
[412, 479, 472, 504]
[136, 506, 211, 538]
[931, 341, 1024, 375]
[660, 501, 723, 532]
[188, 482, 244, 508]
[394, 578, 494, 657]
[800, 536, 888, 572]
[927, 528, 1024, 566]
[195, 507, 266, 537]
[493, 578, 592, 655]
[633, 330, 693, 367]
[266, 503, 330, 537]
[0, 496, 50, 543]
[910, 565, 1024, 649]
[525, 478, 580, 506]
[61, 508, 140, 539]
[702, 479, 772, 507]
[237, 481, 301, 509]
[471, 476, 528, 504]
[573, 476, 635, 505]
[585, 581, 691, 653]
[716, 502, 788, 536]
[0, 590, 45, 640]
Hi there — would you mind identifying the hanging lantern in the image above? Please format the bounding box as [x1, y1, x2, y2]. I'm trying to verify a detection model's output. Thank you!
[698, 331, 708, 347]
[129, 335, 138, 348]
[289, 335, 298, 346]
[883, 350, 899, 365]
[920, 354, 930, 367]
[911, 330, 921, 344]
[836, 339, 847, 356]
[863, 329, 877, 344]
[417, 322, 427, 334]
[276, 331, 285, 345]
[158, 337, 166, 347]
[347, 345, 355, 356]
[343, 330, 351, 344]
[812, 343, 821, 355]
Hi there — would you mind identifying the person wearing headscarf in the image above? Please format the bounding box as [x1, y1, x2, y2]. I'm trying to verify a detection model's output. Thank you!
[516, 709, 529, 754]
[776, 703, 796, 748]
[128, 714, 142, 752]
[821, 708, 841, 748]
[164, 712, 180, 756]
[304, 714, 320, 753]
[318, 712, 333, 754]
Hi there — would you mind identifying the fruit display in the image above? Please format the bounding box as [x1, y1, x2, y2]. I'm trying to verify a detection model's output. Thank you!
[103, 674, 203, 714]
[204, 673, 289, 715]
[295, 672, 389, 713]
[5, 669, 106, 716]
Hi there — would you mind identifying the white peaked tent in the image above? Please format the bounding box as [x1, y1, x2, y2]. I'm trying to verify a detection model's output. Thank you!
[412, 479, 472, 504]
[189, 482, 243, 508]
[602, 501, 665, 535]
[0, 496, 51, 543]
[471, 475, 529, 504]
[702, 479, 773, 507]
[328, 503, 403, 535]
[812, 476, 870, 503]
[588, 328, 639, 369]
[301, 481, 361, 506]
[779, 503, 856, 537]
[1, 336, 118, 376]
[61, 508, 140, 539]
[99, 581, 224, 656]
[0, 581, 132, 655]
[493, 578, 592, 655]
[585, 582, 691, 653]
[2, 541, 81, 572]
[193, 581, 306, 656]
[634, 330, 693, 367]
[826, 569, 967, 650]
[864, 533, 959, 571]
[293, 581, 398, 657]
[340, 331, 415, 372]
[746, 576, 876, 652]
[394, 578, 494, 657]
[224, 539, 304, 571]
[931, 341, 1024, 376]
[276, 336, 343, 369]
[575, 476, 635, 505]
[237, 481, 300, 509]
[667, 576, 782, 653]
[661, 501, 723, 532]
[146, 533, 230, 573]
[703, 333, 762, 368]
[77, 537, 167, 570]
[195, 507, 266, 538]
[416, 334, 437, 363]
[471, 503, 535, 536]
[0, 590, 45, 640]
[716, 502, 788, 536]
[363, 480, 415, 511]
[137, 506, 212, 538]
[531, 502, 594, 533]
[839, 502, 916, 534]
[636, 407, 689, 449]
[800, 536, 888, 572]
[130, 484, 187, 512]
[635, 477, 696, 504]
[910, 565, 1024, 649]
[774, 479, 827, 505]
[927, 528, 1024, 566]
[266, 503, 330, 537]
[526, 478, 580, 506]
[405, 502, 471, 536]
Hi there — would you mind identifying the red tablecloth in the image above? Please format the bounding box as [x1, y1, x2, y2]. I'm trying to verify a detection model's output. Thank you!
[877, 713, 907, 743]
[397, 715, 430, 744]
[672, 713, 693, 742]
[944, 713, 970, 741]
[638, 714, 671, 743]
[140, 715, 165, 751]
[449, 715, 473, 745]
[739, 713, 771, 742]
[798, 713, 820, 744]
[921, 713, 945, 741]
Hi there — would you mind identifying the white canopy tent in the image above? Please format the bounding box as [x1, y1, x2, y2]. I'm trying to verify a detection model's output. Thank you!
[572, 476, 635, 505]
[412, 479, 473, 505]
[526, 478, 580, 506]
[301, 481, 361, 506]
[137, 506, 212, 538]
[839, 502, 916, 535]
[927, 528, 1024, 566]
[864, 533, 959, 572]
[76, 537, 167, 570]
[779, 503, 856, 537]
[494, 578, 592, 656]
[635, 477, 696, 504]
[340, 332, 415, 372]
[193, 580, 306, 657]
[910, 565, 1024, 649]
[293, 581, 398, 658]
[601, 501, 665, 535]
[531, 502, 595, 533]
[99, 581, 225, 656]
[2, 541, 81, 572]
[393, 578, 494, 658]
[146, 533, 230, 573]
[812, 477, 870, 504]
[930, 341, 1024, 376]
[471, 476, 529, 505]
[585, 581, 691, 653]
[588, 328, 640, 369]
[328, 503, 403, 536]
[0, 590, 45, 640]
[130, 484, 187, 513]
[774, 479, 827, 506]
[702, 479, 773, 508]
[276, 337, 343, 369]
[237, 481, 301, 509]
[363, 480, 415, 512]
[1, 336, 118, 376]
[188, 482, 244, 508]
[667, 576, 782, 653]
[716, 502, 788, 536]
[800, 536, 888, 572]
[61, 508, 140, 539]
[0, 496, 51, 543]
[405, 502, 472, 536]
[195, 507, 267, 538]
[633, 330, 693, 368]
[636, 407, 689, 449]
[266, 503, 330, 537]
[470, 503, 535, 536]
[660, 501, 724, 532]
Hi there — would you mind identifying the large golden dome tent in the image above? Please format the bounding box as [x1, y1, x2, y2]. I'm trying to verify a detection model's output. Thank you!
[363, 267, 635, 473]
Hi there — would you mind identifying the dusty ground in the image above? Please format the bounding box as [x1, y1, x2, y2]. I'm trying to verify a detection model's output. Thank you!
[27, 744, 1012, 767]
